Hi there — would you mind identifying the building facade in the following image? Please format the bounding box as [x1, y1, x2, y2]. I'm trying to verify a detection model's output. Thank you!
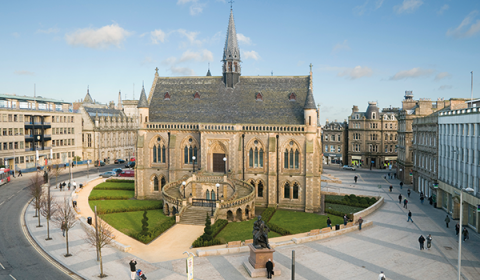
[0, 94, 82, 172]
[437, 107, 480, 233]
[135, 10, 323, 216]
[322, 120, 347, 165]
[347, 102, 398, 169]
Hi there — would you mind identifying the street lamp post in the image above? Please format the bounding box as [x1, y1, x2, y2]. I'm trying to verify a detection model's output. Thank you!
[223, 156, 227, 175]
[182, 181, 186, 198]
[215, 183, 220, 200]
[455, 187, 474, 280]
[192, 156, 196, 173]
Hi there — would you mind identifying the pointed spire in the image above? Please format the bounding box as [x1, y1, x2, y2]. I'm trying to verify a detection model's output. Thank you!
[206, 63, 212, 76]
[304, 87, 316, 109]
[83, 86, 93, 104]
[223, 10, 240, 62]
[137, 84, 148, 108]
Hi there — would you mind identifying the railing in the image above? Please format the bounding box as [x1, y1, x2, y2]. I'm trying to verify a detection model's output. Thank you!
[192, 198, 216, 207]
[145, 122, 306, 133]
[219, 179, 256, 209]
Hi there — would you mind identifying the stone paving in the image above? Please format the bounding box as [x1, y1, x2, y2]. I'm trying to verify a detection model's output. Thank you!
[24, 166, 480, 279]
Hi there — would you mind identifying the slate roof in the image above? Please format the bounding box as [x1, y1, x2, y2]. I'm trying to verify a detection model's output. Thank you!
[84, 106, 125, 121]
[149, 76, 311, 125]
[137, 86, 149, 108]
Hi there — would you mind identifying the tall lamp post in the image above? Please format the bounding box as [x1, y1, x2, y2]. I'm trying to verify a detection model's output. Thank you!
[182, 181, 186, 198]
[215, 183, 220, 200]
[454, 187, 474, 280]
[192, 156, 196, 173]
[223, 156, 227, 175]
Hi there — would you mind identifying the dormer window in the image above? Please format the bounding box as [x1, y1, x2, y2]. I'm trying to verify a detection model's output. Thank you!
[164, 92, 171, 100]
[194, 92, 200, 100]
[372, 113, 376, 119]
[255, 92, 263, 101]
[289, 93, 296, 101]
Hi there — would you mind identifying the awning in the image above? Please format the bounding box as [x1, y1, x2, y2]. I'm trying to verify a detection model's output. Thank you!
[351, 156, 362, 160]
[385, 156, 397, 160]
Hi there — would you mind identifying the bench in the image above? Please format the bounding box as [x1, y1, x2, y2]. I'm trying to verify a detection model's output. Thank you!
[308, 229, 321, 236]
[227, 241, 241, 248]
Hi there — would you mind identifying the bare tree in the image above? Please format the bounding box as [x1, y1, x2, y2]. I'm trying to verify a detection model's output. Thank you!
[52, 197, 77, 257]
[50, 160, 64, 189]
[85, 217, 115, 278]
[29, 172, 44, 227]
[39, 191, 58, 240]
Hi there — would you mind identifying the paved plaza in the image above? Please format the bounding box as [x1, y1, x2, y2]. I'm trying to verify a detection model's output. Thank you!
[24, 166, 480, 279]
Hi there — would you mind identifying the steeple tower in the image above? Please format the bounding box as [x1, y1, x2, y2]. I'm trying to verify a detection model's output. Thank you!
[83, 86, 94, 104]
[222, 9, 241, 88]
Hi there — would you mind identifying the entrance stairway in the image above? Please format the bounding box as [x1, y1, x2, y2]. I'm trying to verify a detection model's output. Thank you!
[179, 206, 212, 225]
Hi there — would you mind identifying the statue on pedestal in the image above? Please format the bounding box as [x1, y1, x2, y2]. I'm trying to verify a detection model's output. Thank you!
[252, 216, 270, 249]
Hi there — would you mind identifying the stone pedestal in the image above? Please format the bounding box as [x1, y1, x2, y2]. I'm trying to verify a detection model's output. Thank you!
[243, 244, 281, 278]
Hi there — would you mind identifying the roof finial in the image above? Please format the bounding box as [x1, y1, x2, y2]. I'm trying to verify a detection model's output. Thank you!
[229, 0, 234, 10]
[309, 63, 313, 72]
[208, 62, 210, 70]
[142, 80, 144, 88]
[155, 67, 159, 74]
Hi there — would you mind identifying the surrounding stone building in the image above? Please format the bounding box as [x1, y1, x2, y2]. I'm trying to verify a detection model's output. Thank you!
[347, 102, 399, 169]
[78, 89, 137, 163]
[135, 10, 322, 223]
[437, 106, 480, 233]
[0, 94, 82, 172]
[322, 120, 347, 165]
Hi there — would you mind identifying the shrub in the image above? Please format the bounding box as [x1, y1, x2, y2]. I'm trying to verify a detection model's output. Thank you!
[324, 208, 353, 220]
[141, 210, 149, 235]
[96, 204, 162, 215]
[212, 219, 228, 238]
[106, 179, 135, 183]
[128, 217, 175, 244]
[94, 185, 135, 191]
[192, 238, 222, 248]
[89, 195, 131, 200]
[261, 208, 276, 222]
[359, 198, 367, 205]
[192, 219, 229, 247]
[202, 213, 213, 241]
[267, 222, 291, 236]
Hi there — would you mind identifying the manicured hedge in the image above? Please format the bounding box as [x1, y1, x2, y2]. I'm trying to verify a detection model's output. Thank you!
[324, 208, 353, 220]
[261, 207, 276, 222]
[96, 205, 162, 215]
[212, 219, 228, 237]
[325, 194, 377, 208]
[260, 208, 291, 236]
[192, 219, 228, 248]
[106, 179, 135, 183]
[129, 217, 176, 244]
[266, 222, 291, 236]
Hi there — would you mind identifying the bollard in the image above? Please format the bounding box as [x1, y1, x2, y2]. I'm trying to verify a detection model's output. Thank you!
[292, 250, 295, 280]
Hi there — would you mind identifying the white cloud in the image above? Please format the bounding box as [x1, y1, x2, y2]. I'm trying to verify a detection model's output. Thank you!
[37, 27, 59, 34]
[332, 40, 350, 53]
[65, 23, 131, 49]
[437, 4, 449, 15]
[375, 0, 384, 9]
[162, 57, 177, 66]
[447, 11, 480, 38]
[390, 67, 434, 80]
[337, 66, 373, 80]
[177, 29, 202, 47]
[150, 29, 166, 44]
[394, 0, 423, 14]
[243, 50, 260, 60]
[178, 50, 213, 63]
[237, 33, 252, 45]
[15, 70, 34, 76]
[438, 85, 452, 90]
[170, 66, 195, 75]
[435, 72, 451, 81]
[12, 32, 20, 38]
[190, 3, 206, 15]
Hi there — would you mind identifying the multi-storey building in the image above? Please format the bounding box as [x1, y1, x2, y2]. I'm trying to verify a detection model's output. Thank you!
[0, 94, 82, 172]
[78, 89, 137, 163]
[437, 107, 480, 233]
[347, 102, 398, 169]
[322, 120, 347, 165]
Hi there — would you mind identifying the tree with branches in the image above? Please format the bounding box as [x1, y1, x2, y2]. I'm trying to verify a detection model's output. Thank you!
[52, 197, 77, 257]
[29, 172, 44, 227]
[39, 191, 58, 240]
[50, 160, 64, 189]
[85, 217, 115, 278]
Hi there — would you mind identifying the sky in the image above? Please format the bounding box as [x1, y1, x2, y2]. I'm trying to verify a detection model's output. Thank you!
[1, 0, 480, 124]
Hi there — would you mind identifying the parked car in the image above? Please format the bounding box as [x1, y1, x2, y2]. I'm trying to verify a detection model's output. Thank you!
[112, 168, 123, 176]
[95, 160, 106, 167]
[100, 171, 116, 178]
[119, 170, 134, 177]
[342, 165, 356, 171]
[125, 161, 135, 168]
[114, 159, 125, 164]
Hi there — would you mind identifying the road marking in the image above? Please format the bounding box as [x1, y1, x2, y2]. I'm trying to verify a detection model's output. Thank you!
[0, 201, 4, 207]
[0, 262, 5, 269]
[9, 274, 17, 280]
[7, 195, 13, 200]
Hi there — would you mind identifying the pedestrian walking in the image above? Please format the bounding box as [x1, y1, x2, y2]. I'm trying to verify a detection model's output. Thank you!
[428, 196, 433, 205]
[426, 234, 432, 250]
[378, 271, 386, 280]
[418, 235, 425, 250]
[18, 170, 22, 176]
[455, 223, 460, 236]
[400, 182, 403, 189]
[420, 195, 424, 205]
[389, 185, 393, 192]
[358, 217, 363, 230]
[326, 217, 332, 229]
[387, 172, 390, 179]
[407, 211, 413, 222]
[398, 194, 402, 204]
[129, 259, 137, 280]
[354, 175, 358, 183]
[403, 199, 408, 209]
[68, 182, 71, 191]
[343, 214, 348, 226]
[72, 181, 77, 190]
[407, 189, 411, 197]
[266, 259, 273, 279]
[60, 183, 63, 191]
[445, 215, 450, 228]
[463, 228, 469, 242]
[11, 170, 15, 178]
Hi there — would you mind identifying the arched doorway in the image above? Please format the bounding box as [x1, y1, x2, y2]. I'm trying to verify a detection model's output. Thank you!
[209, 141, 227, 173]
[227, 210, 233, 222]
[236, 208, 242, 221]
[245, 205, 250, 219]
[164, 204, 170, 216]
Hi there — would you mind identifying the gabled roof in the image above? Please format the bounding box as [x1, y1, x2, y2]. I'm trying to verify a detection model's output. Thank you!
[223, 10, 240, 62]
[83, 106, 125, 121]
[83, 89, 94, 104]
[137, 86, 149, 108]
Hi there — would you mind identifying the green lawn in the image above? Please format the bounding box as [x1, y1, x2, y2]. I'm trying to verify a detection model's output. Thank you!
[89, 189, 134, 200]
[215, 219, 281, 243]
[269, 210, 344, 234]
[100, 210, 169, 236]
[325, 203, 365, 214]
[94, 182, 135, 191]
[325, 195, 345, 202]
[89, 200, 162, 214]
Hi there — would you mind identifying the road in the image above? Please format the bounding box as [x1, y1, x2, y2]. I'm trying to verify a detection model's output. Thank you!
[0, 164, 120, 280]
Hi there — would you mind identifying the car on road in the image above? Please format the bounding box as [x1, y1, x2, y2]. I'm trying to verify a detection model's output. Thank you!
[114, 159, 125, 164]
[100, 171, 116, 178]
[95, 160, 106, 167]
[119, 170, 134, 177]
[342, 165, 356, 171]
[125, 161, 135, 168]
[112, 168, 123, 176]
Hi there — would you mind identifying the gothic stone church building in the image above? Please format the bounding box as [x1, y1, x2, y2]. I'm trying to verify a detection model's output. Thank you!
[135, 10, 323, 218]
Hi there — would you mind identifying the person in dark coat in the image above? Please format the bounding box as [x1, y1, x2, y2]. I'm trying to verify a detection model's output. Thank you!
[129, 259, 137, 280]
[418, 235, 425, 250]
[455, 223, 460, 236]
[407, 189, 411, 197]
[354, 176, 358, 183]
[407, 211, 413, 223]
[358, 217, 364, 230]
[398, 194, 402, 204]
[326, 217, 332, 229]
[266, 259, 273, 279]
[400, 182, 403, 189]
[445, 215, 450, 228]
[18, 170, 22, 176]
[403, 199, 408, 209]
[343, 214, 348, 226]
[463, 228, 469, 242]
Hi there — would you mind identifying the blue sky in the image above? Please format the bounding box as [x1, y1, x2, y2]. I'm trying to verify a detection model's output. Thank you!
[1, 0, 480, 124]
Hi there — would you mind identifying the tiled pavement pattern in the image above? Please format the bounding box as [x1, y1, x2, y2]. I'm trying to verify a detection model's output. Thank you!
[25, 167, 480, 279]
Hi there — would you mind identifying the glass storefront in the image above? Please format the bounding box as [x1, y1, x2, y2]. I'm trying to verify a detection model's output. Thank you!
[442, 190, 448, 210]
[467, 204, 477, 228]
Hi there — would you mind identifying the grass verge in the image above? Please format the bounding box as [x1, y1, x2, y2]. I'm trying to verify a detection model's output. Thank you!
[215, 219, 281, 243]
[269, 210, 344, 234]
[88, 200, 162, 214]
[89, 189, 134, 200]
[93, 182, 135, 191]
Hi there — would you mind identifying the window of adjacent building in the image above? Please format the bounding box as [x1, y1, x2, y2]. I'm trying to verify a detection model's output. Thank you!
[14, 142, 18, 149]
[14, 128, 18, 135]
[337, 135, 341, 141]
[8, 114, 12, 122]
[14, 115, 17, 122]
[72, 139, 74, 145]
[154, 177, 159, 191]
[8, 142, 13, 149]
[330, 145, 334, 152]
[325, 135, 328, 141]
[284, 182, 290, 199]
[257, 181, 264, 197]
[293, 183, 299, 199]
[3, 143, 7, 150]
[8, 128, 12, 136]
[325, 146, 328, 152]
[153, 139, 166, 163]
[20, 156, 24, 163]
[20, 142, 23, 149]
[249, 147, 264, 168]
[337, 146, 341, 152]
[87, 134, 92, 147]
[184, 141, 197, 164]
[68, 152, 71, 157]
[385, 146, 388, 153]
[284, 143, 300, 169]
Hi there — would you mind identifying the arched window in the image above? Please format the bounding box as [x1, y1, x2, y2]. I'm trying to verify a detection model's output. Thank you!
[153, 146, 157, 162]
[206, 190, 210, 200]
[161, 177, 166, 190]
[284, 142, 300, 170]
[184, 139, 198, 164]
[249, 148, 254, 167]
[211, 190, 216, 200]
[390, 134, 393, 141]
[284, 149, 288, 168]
[152, 138, 166, 164]
[162, 145, 166, 163]
[259, 148, 264, 167]
[154, 177, 159, 191]
[290, 149, 294, 168]
[293, 183, 299, 199]
[294, 150, 299, 169]
[254, 147, 259, 167]
[184, 146, 188, 164]
[284, 182, 290, 199]
[258, 181, 264, 197]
